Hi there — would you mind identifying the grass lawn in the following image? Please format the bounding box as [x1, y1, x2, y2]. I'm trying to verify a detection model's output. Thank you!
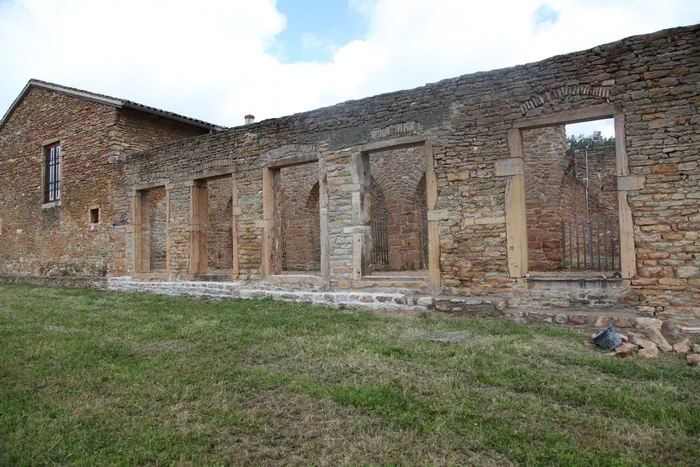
[1, 284, 698, 465]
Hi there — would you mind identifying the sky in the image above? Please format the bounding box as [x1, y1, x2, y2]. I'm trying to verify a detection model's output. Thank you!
[0, 0, 698, 133]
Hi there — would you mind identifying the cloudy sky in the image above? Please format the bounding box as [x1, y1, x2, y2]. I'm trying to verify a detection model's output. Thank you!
[0, 0, 698, 135]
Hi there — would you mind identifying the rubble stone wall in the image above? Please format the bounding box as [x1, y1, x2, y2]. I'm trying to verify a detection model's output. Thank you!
[120, 24, 699, 326]
[2, 25, 698, 328]
[0, 87, 212, 278]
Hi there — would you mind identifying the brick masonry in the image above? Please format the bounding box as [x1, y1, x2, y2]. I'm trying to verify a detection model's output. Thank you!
[0, 86, 211, 278]
[1, 25, 699, 331]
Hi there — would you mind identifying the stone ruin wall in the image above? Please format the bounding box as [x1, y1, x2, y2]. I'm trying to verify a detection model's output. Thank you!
[111, 24, 698, 327]
[572, 145, 619, 217]
[0, 86, 210, 279]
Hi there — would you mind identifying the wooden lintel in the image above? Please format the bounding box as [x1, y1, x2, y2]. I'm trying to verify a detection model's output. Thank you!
[264, 153, 319, 169]
[189, 166, 236, 180]
[359, 135, 425, 153]
[133, 180, 169, 191]
[513, 104, 618, 129]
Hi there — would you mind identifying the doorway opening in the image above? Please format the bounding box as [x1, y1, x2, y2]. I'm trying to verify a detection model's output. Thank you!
[189, 174, 235, 280]
[262, 159, 323, 277]
[134, 185, 168, 274]
[523, 118, 620, 277]
[364, 144, 428, 277]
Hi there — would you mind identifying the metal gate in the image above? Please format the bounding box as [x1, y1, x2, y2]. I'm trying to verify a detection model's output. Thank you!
[561, 217, 620, 272]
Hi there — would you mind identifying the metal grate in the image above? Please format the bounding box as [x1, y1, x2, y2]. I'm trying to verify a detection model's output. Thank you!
[371, 218, 389, 268]
[561, 217, 620, 272]
[44, 144, 60, 202]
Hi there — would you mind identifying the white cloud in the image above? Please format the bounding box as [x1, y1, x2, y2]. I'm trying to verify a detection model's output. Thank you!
[0, 0, 698, 127]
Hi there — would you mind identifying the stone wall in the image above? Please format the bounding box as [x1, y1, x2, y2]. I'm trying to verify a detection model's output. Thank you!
[2, 25, 698, 328]
[0, 87, 212, 278]
[119, 24, 699, 327]
[572, 145, 618, 218]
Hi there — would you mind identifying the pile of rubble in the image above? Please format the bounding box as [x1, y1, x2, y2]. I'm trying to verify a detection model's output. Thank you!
[587, 317, 700, 366]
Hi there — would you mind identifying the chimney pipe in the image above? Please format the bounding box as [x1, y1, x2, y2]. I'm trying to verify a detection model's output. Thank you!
[244, 114, 255, 125]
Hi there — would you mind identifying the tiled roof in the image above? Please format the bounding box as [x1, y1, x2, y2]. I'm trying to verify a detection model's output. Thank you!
[0, 79, 226, 132]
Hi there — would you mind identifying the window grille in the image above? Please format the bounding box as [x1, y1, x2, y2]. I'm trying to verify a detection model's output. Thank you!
[44, 143, 61, 202]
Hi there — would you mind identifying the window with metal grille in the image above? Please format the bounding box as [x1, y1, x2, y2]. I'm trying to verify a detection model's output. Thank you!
[44, 143, 61, 203]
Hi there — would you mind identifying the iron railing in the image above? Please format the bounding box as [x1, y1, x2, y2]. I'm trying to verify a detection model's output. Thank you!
[371, 218, 389, 268]
[561, 218, 620, 272]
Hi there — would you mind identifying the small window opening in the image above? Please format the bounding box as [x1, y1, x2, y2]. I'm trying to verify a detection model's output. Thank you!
[89, 208, 100, 224]
[44, 142, 61, 203]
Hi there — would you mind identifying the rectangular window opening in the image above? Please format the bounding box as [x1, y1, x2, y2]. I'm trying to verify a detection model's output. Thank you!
[44, 142, 61, 203]
[89, 208, 100, 224]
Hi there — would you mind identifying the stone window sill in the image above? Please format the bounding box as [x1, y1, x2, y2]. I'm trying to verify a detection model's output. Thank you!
[42, 200, 61, 209]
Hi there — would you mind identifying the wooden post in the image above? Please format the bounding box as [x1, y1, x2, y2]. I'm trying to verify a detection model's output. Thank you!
[351, 152, 371, 279]
[262, 167, 281, 275]
[189, 181, 208, 277]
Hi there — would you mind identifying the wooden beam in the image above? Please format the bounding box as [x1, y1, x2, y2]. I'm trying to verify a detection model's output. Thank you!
[359, 135, 425, 153]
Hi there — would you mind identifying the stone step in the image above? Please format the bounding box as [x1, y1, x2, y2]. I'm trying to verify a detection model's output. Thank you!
[194, 273, 234, 282]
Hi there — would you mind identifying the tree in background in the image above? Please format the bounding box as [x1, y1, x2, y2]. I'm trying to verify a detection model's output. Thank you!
[566, 131, 615, 157]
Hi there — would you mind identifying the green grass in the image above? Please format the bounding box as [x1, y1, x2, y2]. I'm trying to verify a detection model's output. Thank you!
[1, 284, 698, 465]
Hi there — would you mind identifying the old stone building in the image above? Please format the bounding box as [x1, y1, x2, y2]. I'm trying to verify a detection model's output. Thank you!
[1, 24, 698, 333]
[0, 80, 222, 278]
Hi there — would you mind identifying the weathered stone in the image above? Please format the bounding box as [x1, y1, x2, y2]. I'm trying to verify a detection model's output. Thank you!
[629, 335, 657, 349]
[644, 328, 673, 352]
[554, 314, 568, 324]
[416, 296, 434, 306]
[418, 332, 469, 343]
[569, 314, 589, 325]
[1, 24, 700, 331]
[638, 347, 660, 359]
[614, 343, 639, 357]
[673, 338, 692, 353]
[687, 354, 700, 366]
[613, 316, 636, 328]
[677, 266, 699, 279]
[635, 317, 664, 331]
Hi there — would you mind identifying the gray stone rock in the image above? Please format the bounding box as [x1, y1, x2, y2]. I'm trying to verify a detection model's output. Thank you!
[644, 328, 673, 352]
[673, 338, 692, 353]
[636, 317, 663, 331]
[687, 354, 700, 367]
[418, 332, 469, 343]
[629, 335, 657, 349]
[639, 347, 660, 359]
